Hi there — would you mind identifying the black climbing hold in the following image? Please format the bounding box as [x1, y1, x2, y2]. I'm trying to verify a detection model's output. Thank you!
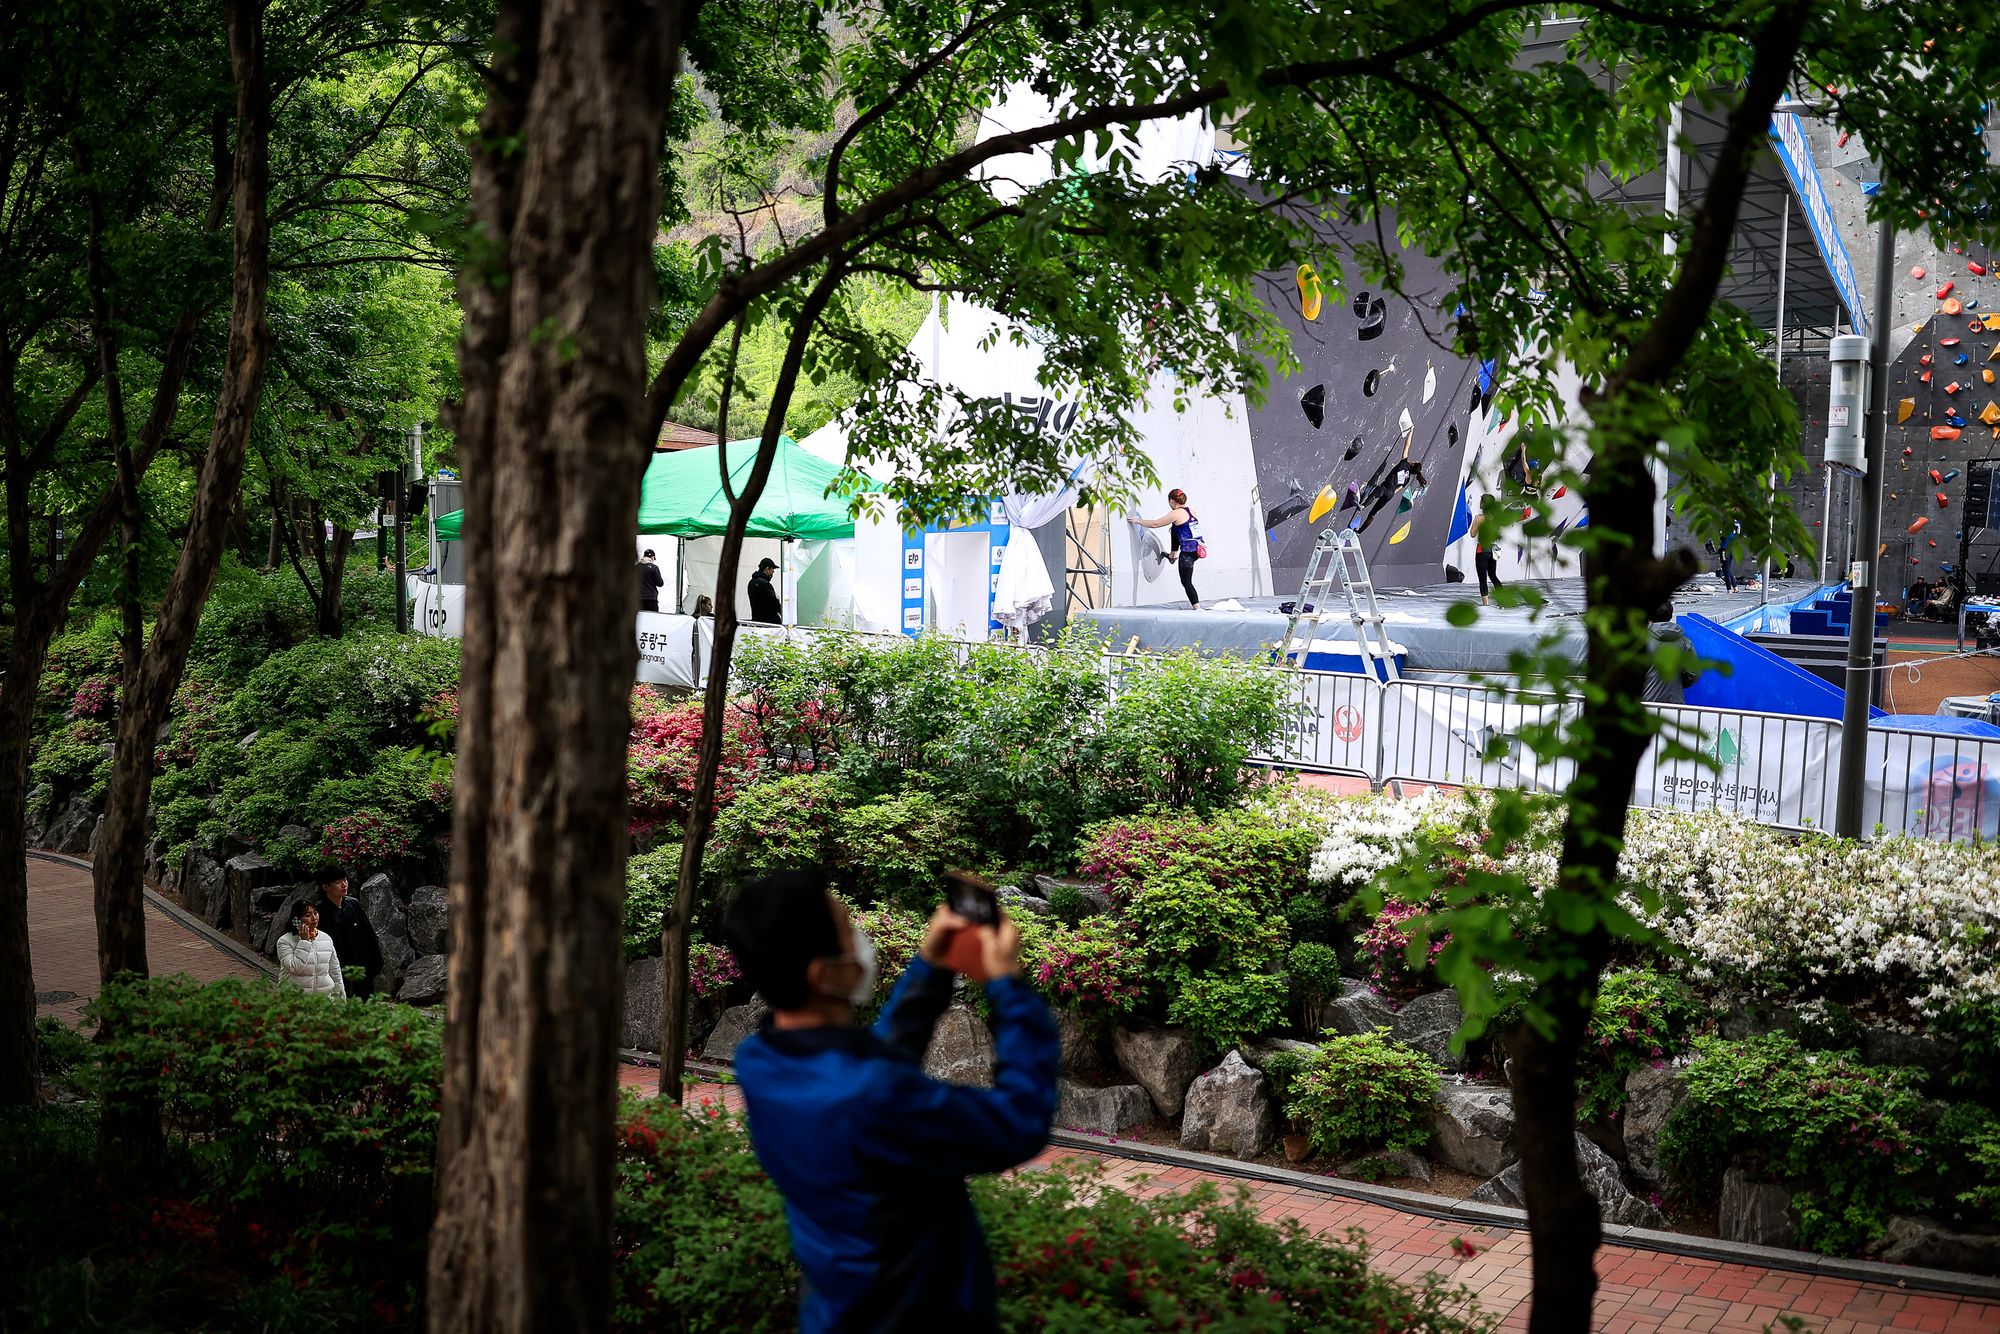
[1343, 434, 1362, 462]
[1301, 383, 1326, 429]
[1363, 369, 1382, 397]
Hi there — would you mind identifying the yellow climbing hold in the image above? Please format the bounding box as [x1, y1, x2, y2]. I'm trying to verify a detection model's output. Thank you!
[1307, 484, 1336, 523]
[1296, 263, 1324, 322]
[1388, 518, 1414, 545]
[1898, 398, 1916, 423]
[1981, 401, 2000, 426]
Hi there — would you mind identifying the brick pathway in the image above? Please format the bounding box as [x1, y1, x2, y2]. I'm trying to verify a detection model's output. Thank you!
[27, 853, 262, 1028]
[31, 857, 2000, 1332]
[633, 1069, 2000, 1334]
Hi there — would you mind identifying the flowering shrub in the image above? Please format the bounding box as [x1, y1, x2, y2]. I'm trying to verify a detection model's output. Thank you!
[68, 673, 117, 721]
[1273, 1033, 1438, 1158]
[27, 718, 113, 807]
[845, 900, 929, 1010]
[689, 941, 743, 1001]
[1358, 898, 1450, 1000]
[1307, 789, 1441, 891]
[626, 694, 764, 839]
[833, 790, 979, 909]
[1025, 916, 1146, 1032]
[1578, 968, 1705, 1121]
[1078, 806, 1318, 905]
[155, 674, 231, 769]
[707, 772, 851, 883]
[318, 809, 416, 870]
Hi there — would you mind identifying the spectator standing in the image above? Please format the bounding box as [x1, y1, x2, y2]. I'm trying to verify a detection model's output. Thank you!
[1474, 540, 1503, 606]
[726, 870, 1059, 1332]
[637, 548, 665, 613]
[1718, 521, 1741, 591]
[276, 902, 346, 998]
[748, 556, 783, 624]
[313, 865, 382, 997]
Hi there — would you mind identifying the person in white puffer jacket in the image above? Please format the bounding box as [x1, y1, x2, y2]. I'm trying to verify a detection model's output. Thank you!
[276, 900, 346, 998]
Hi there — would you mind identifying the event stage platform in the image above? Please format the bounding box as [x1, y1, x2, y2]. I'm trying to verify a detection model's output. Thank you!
[1072, 575, 1837, 674]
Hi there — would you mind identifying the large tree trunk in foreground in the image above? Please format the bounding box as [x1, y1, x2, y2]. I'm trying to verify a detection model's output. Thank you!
[1515, 12, 1804, 1329]
[426, 3, 683, 1330]
[94, 0, 273, 992]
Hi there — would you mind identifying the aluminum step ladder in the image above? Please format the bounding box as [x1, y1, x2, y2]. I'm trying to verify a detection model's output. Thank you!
[1275, 528, 1401, 680]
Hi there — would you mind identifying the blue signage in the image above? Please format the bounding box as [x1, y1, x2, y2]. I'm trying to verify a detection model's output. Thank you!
[898, 500, 1011, 638]
[1768, 112, 1868, 338]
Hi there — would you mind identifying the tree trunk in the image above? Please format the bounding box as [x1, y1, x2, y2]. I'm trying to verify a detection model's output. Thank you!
[94, 0, 273, 993]
[0, 622, 56, 1104]
[318, 523, 353, 635]
[660, 271, 839, 1098]
[426, 3, 684, 1331]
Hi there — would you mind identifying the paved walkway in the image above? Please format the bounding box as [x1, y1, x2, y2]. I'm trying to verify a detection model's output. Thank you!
[27, 854, 262, 1027]
[28, 855, 2000, 1332]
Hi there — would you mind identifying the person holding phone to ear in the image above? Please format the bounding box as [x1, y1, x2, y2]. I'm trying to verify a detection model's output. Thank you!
[725, 868, 1059, 1333]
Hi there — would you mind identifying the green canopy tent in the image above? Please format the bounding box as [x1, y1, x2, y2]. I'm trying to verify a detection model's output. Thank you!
[430, 434, 872, 542]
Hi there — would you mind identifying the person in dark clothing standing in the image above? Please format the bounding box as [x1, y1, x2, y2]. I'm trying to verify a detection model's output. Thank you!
[312, 865, 382, 997]
[726, 870, 1059, 1333]
[1718, 522, 1740, 591]
[748, 556, 783, 624]
[1474, 540, 1503, 605]
[637, 548, 665, 613]
[1131, 488, 1203, 608]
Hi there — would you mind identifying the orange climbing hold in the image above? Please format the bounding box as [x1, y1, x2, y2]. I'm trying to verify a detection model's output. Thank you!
[1931, 539, 1939, 547]
[1933, 425, 1963, 440]
[1911, 517, 1931, 533]
[1932, 469, 1945, 483]
[1899, 398, 1917, 422]
[1945, 298, 1965, 316]
[1939, 493, 1951, 507]
[1948, 381, 1964, 394]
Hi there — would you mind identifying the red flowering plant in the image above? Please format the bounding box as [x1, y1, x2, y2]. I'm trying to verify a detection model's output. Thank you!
[625, 689, 765, 841]
[68, 672, 118, 722]
[1024, 916, 1147, 1035]
[688, 941, 743, 1001]
[1359, 898, 1450, 1001]
[318, 810, 416, 871]
[156, 674, 231, 769]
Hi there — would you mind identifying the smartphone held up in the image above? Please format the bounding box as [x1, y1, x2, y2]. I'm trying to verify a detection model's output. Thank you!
[940, 871, 1001, 980]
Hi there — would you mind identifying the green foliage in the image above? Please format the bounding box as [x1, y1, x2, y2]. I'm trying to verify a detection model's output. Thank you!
[1278, 1034, 1439, 1159]
[625, 842, 683, 961]
[1099, 650, 1284, 814]
[1078, 806, 1317, 906]
[1935, 1102, 2000, 1222]
[33, 1017, 92, 1079]
[833, 790, 979, 911]
[708, 771, 854, 884]
[1660, 1035, 1931, 1255]
[1019, 914, 1147, 1033]
[1281, 893, 1336, 944]
[844, 900, 930, 1012]
[27, 718, 112, 807]
[231, 629, 459, 746]
[1287, 941, 1342, 1019]
[1045, 883, 1092, 924]
[1577, 968, 1705, 1122]
[1939, 998, 2000, 1109]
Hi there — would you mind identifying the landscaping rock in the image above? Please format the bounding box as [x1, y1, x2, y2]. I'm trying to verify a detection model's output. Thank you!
[702, 999, 770, 1062]
[1180, 1052, 1278, 1160]
[1874, 1216, 2000, 1276]
[25, 785, 51, 844]
[1057, 1080, 1152, 1135]
[1719, 1005, 1795, 1041]
[1621, 1065, 1687, 1187]
[1861, 1027, 1951, 1071]
[1055, 1010, 1111, 1080]
[44, 799, 95, 855]
[1324, 978, 1397, 1037]
[924, 1005, 996, 1086]
[1470, 1133, 1665, 1229]
[85, 815, 105, 857]
[143, 835, 171, 883]
[997, 886, 1053, 918]
[187, 852, 228, 927]
[1718, 1166, 1794, 1248]
[397, 954, 448, 1006]
[1031, 875, 1115, 916]
[225, 852, 281, 943]
[1430, 1082, 1516, 1177]
[1112, 1026, 1202, 1118]
[1239, 1037, 1320, 1071]
[261, 884, 319, 956]
[1390, 990, 1467, 1071]
[1340, 1149, 1432, 1183]
[622, 957, 664, 1052]
[406, 885, 449, 956]
[360, 876, 414, 996]
[277, 824, 315, 847]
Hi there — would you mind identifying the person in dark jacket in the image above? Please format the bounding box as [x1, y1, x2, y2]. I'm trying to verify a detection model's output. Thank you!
[747, 556, 783, 624]
[312, 865, 383, 997]
[726, 869, 1059, 1333]
[637, 549, 665, 613]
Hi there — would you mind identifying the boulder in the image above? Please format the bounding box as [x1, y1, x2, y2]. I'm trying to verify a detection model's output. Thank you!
[1470, 1133, 1665, 1229]
[143, 835, 170, 883]
[1861, 1027, 1951, 1071]
[261, 884, 320, 957]
[406, 885, 449, 956]
[85, 815, 105, 857]
[44, 799, 96, 854]
[1112, 1026, 1202, 1118]
[397, 954, 448, 1006]
[1056, 1080, 1153, 1135]
[1874, 1216, 2000, 1276]
[1340, 1149, 1432, 1183]
[1180, 1051, 1278, 1160]
[24, 785, 51, 844]
[1055, 1010, 1111, 1080]
[702, 998, 770, 1062]
[924, 1005, 996, 1086]
[1390, 990, 1468, 1071]
[622, 957, 664, 1052]
[1031, 875, 1116, 916]
[1718, 1166, 1794, 1248]
[1239, 1037, 1321, 1071]
[997, 886, 1053, 918]
[1324, 978, 1397, 1037]
[1720, 1005, 1796, 1041]
[360, 876, 415, 996]
[277, 824, 316, 847]
[225, 852, 281, 944]
[186, 852, 228, 927]
[1431, 1082, 1517, 1177]
[1621, 1065, 1687, 1187]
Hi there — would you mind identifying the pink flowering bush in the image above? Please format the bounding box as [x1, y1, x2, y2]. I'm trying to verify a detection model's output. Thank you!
[318, 810, 416, 870]
[1358, 899, 1449, 1001]
[1026, 917, 1145, 1033]
[1076, 808, 1316, 905]
[626, 690, 764, 840]
[688, 941, 743, 1001]
[68, 673, 118, 721]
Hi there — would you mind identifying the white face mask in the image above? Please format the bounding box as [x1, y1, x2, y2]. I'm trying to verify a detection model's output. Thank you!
[844, 928, 878, 1007]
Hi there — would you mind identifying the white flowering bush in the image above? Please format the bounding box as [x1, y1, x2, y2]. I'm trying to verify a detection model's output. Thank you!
[1306, 790, 1441, 890]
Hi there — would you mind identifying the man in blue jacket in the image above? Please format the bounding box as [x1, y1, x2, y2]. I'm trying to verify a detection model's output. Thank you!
[725, 869, 1060, 1332]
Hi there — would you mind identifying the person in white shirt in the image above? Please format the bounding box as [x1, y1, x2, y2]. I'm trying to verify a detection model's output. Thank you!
[276, 901, 346, 998]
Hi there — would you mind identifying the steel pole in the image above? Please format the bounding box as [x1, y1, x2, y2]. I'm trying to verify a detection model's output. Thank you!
[1765, 203, 1789, 602]
[1833, 212, 1896, 837]
[394, 450, 409, 634]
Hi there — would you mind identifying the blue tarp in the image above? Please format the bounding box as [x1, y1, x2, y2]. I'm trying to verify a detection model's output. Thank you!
[1676, 611, 1885, 721]
[1876, 713, 2000, 738]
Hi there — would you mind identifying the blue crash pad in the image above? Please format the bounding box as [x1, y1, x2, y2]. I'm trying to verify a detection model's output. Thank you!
[1875, 713, 2000, 738]
[1677, 612, 1885, 721]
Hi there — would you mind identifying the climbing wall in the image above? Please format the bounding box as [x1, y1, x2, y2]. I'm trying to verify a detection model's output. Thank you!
[1244, 209, 1484, 591]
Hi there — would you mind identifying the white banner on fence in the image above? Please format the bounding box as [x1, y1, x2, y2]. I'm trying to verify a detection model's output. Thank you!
[635, 613, 704, 690]
[1379, 682, 1576, 793]
[412, 579, 463, 639]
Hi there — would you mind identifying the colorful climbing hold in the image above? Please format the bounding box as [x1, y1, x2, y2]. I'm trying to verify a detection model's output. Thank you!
[1946, 298, 1965, 317]
[1933, 426, 1963, 440]
[1922, 354, 1935, 367]
[1975, 261, 1991, 276]
[1985, 402, 2000, 427]
[1308, 485, 1337, 523]
[1946, 470, 1961, 482]
[1948, 382, 1964, 395]
[1899, 398, 1916, 423]
[1911, 516, 1931, 533]
[1922, 370, 1934, 384]
[1958, 353, 1971, 365]
[1930, 540, 1939, 547]
[1932, 470, 1945, 484]
[1942, 337, 1961, 346]
[1296, 263, 1324, 321]
[1388, 518, 1413, 545]
[1938, 493, 1951, 507]
[1987, 369, 1996, 385]
[1552, 485, 1567, 500]
[1939, 282, 1957, 299]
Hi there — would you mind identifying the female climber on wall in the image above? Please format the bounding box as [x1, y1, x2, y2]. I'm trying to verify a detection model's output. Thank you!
[1131, 488, 1205, 609]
